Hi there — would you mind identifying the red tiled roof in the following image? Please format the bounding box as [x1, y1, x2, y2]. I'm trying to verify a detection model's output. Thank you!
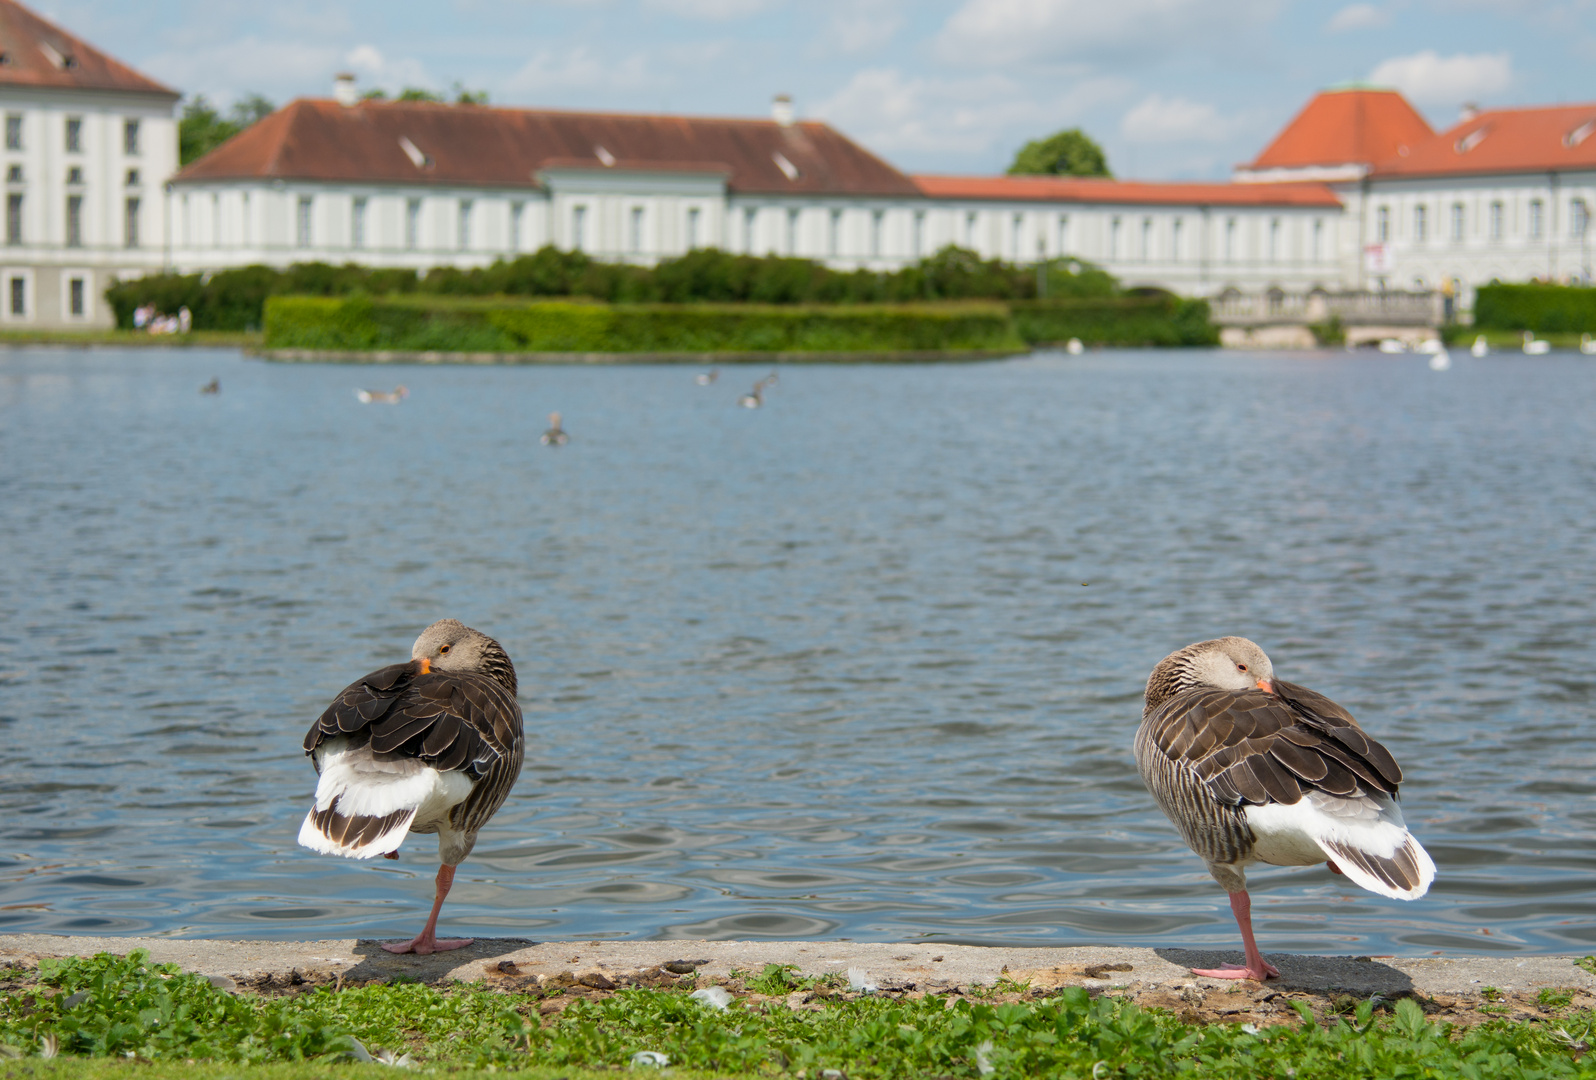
[174, 98, 921, 197]
[1371, 102, 1596, 178]
[912, 174, 1343, 208]
[1247, 88, 1432, 170]
[0, 0, 176, 98]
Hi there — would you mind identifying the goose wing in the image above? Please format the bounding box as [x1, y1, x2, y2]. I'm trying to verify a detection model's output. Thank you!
[1142, 680, 1403, 808]
[304, 660, 524, 830]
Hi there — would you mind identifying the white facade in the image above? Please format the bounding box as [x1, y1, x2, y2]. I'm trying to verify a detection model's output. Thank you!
[1350, 172, 1596, 301]
[165, 173, 1346, 299]
[0, 85, 176, 326]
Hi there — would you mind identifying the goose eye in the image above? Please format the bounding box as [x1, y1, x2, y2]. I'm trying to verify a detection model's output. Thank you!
[440, 645, 452, 655]
[1237, 663, 1247, 672]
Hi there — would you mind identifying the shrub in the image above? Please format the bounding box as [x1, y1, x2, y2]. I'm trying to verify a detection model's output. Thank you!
[1473, 283, 1596, 333]
[263, 296, 1023, 354]
[1011, 296, 1218, 347]
[108, 246, 1133, 331]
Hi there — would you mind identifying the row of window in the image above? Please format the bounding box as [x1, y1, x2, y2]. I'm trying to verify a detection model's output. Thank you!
[4, 113, 142, 155]
[4, 165, 142, 186]
[0, 273, 91, 318]
[197, 191, 1330, 266]
[1376, 198, 1592, 243]
[3, 193, 141, 247]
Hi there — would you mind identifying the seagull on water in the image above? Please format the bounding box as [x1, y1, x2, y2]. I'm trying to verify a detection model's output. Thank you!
[1135, 637, 1433, 982]
[540, 412, 569, 445]
[357, 385, 409, 404]
[738, 376, 773, 409]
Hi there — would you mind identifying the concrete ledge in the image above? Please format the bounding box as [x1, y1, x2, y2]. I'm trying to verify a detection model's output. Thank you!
[3, 936, 1592, 1003]
[248, 348, 1028, 365]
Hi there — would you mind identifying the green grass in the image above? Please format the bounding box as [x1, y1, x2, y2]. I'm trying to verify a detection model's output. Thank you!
[3, 952, 1593, 1079]
[0, 328, 261, 348]
[1441, 326, 1594, 349]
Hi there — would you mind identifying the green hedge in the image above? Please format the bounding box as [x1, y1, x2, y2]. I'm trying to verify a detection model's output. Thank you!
[263, 296, 1026, 353]
[1012, 295, 1219, 347]
[1473, 283, 1596, 333]
[108, 247, 1125, 332]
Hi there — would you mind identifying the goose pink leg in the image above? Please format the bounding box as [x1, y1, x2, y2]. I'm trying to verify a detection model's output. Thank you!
[1191, 891, 1280, 981]
[382, 864, 473, 955]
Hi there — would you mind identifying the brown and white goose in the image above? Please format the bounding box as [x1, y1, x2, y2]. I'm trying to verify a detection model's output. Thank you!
[1135, 637, 1434, 981]
[298, 619, 524, 955]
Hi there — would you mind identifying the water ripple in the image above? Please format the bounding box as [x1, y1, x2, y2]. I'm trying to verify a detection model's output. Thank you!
[0, 347, 1592, 954]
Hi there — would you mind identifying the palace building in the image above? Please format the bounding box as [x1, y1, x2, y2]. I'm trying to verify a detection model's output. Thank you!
[0, 0, 177, 329]
[2, 0, 1591, 327]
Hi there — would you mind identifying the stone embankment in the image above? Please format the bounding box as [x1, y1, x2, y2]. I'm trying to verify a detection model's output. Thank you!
[3, 935, 1593, 1028]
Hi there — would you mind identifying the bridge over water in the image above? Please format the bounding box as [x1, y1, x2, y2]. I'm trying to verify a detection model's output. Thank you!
[1212, 289, 1444, 348]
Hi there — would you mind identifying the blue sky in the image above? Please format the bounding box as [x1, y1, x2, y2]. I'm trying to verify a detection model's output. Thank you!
[41, 0, 1596, 179]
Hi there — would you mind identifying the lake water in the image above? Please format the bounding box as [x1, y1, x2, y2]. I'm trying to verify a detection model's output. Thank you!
[1, 345, 1593, 957]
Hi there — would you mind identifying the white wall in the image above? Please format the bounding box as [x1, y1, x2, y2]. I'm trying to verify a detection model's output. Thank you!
[0, 85, 176, 325]
[1360, 172, 1596, 302]
[168, 174, 1352, 298]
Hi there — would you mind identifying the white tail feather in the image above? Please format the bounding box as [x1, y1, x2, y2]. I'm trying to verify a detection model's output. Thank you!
[297, 803, 416, 859]
[1246, 790, 1435, 900]
[297, 739, 473, 861]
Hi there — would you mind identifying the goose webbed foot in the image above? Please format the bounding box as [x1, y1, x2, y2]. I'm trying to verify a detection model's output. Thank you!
[380, 863, 466, 955]
[1190, 889, 1281, 981]
[381, 935, 474, 955]
[1190, 959, 1281, 981]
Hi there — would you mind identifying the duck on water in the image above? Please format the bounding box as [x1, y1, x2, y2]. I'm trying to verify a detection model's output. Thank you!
[1135, 637, 1434, 981]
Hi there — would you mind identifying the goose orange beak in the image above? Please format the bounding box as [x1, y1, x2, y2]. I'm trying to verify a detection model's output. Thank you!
[1256, 678, 1273, 694]
[417, 658, 432, 675]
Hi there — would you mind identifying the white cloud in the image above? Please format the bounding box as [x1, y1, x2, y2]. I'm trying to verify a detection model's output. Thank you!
[141, 35, 345, 104]
[1326, 3, 1388, 31]
[934, 0, 1279, 67]
[1120, 94, 1244, 143]
[814, 66, 1130, 160]
[501, 46, 653, 97]
[1367, 50, 1513, 106]
[331, 43, 435, 96]
[825, 0, 906, 53]
[345, 45, 385, 74]
[642, 0, 781, 17]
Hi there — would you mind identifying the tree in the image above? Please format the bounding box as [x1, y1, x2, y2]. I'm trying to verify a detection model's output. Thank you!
[178, 94, 275, 165]
[396, 87, 444, 102]
[1007, 128, 1111, 178]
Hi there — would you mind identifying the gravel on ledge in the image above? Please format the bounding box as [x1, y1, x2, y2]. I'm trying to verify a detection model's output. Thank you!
[3, 935, 1592, 1002]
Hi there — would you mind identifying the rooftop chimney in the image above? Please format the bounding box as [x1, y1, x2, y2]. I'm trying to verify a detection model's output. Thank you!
[772, 93, 794, 127]
[334, 72, 358, 108]
[1459, 102, 1479, 123]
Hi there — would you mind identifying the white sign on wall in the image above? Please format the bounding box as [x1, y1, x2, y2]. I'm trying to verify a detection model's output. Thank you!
[1363, 243, 1394, 273]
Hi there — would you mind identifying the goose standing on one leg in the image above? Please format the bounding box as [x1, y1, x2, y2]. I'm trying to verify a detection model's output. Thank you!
[1135, 637, 1434, 981]
[298, 619, 524, 955]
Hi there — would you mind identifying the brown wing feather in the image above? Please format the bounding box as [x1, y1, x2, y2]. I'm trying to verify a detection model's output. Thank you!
[304, 662, 523, 788]
[1141, 682, 1402, 811]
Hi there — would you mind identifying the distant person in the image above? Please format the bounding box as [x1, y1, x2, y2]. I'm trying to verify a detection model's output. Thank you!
[178, 306, 192, 334]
